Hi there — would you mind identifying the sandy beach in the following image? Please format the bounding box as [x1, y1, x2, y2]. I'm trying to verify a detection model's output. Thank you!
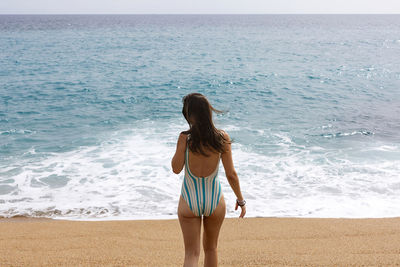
[1, 217, 400, 266]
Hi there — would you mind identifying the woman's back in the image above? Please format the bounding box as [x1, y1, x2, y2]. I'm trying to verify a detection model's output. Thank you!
[187, 146, 220, 178]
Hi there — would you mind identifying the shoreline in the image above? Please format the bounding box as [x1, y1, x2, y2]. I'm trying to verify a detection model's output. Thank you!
[1, 217, 400, 266]
[3, 213, 400, 222]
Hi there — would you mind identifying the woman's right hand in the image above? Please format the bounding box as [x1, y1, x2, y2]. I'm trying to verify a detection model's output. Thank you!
[235, 201, 246, 218]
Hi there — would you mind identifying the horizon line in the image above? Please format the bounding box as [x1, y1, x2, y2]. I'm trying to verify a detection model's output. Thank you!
[1, 13, 400, 15]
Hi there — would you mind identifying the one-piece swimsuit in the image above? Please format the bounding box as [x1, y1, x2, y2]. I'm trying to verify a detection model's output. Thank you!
[181, 146, 222, 216]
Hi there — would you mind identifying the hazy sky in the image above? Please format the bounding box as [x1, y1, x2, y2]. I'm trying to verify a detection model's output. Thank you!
[1, 0, 400, 14]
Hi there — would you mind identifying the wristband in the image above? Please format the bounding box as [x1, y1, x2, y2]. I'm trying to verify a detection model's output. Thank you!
[236, 199, 246, 207]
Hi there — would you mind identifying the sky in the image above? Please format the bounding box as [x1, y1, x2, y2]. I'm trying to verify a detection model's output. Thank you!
[1, 0, 400, 14]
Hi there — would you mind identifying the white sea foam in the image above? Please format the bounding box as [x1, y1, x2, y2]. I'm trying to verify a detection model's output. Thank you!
[230, 141, 400, 218]
[0, 121, 182, 219]
[1, 122, 400, 220]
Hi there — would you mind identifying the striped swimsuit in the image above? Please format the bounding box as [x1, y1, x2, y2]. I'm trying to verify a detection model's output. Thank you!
[181, 146, 222, 217]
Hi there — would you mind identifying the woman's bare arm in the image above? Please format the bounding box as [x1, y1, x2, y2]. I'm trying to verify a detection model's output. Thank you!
[171, 133, 188, 174]
[221, 131, 246, 218]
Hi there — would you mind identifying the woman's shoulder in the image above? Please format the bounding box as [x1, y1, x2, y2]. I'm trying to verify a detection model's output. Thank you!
[179, 130, 190, 139]
[218, 129, 231, 141]
[180, 130, 190, 136]
[177, 131, 190, 146]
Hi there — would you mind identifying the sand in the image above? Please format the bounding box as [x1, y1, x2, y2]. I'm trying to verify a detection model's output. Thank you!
[1, 217, 400, 266]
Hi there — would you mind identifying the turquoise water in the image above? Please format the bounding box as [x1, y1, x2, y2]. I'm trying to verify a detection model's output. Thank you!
[1, 15, 400, 219]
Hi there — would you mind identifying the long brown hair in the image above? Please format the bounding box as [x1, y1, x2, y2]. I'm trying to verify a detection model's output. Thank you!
[182, 93, 229, 156]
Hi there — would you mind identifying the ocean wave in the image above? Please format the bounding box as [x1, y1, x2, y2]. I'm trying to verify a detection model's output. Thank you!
[1, 122, 399, 220]
[0, 129, 36, 135]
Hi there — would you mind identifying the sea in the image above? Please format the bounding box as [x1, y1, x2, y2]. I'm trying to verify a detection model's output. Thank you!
[0, 14, 400, 220]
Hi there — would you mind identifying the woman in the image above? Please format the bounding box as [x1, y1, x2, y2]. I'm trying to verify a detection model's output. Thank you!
[171, 93, 246, 267]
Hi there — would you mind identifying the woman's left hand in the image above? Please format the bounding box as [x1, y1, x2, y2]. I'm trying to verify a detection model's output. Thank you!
[235, 202, 246, 218]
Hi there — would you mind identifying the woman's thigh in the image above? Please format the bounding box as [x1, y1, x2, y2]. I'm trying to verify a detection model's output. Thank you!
[202, 195, 226, 249]
[178, 196, 202, 250]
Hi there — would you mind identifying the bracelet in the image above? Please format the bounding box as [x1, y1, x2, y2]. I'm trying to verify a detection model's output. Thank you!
[236, 199, 246, 207]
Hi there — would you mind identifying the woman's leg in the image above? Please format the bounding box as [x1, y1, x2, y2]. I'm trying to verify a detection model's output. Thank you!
[178, 196, 202, 267]
[202, 195, 226, 267]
